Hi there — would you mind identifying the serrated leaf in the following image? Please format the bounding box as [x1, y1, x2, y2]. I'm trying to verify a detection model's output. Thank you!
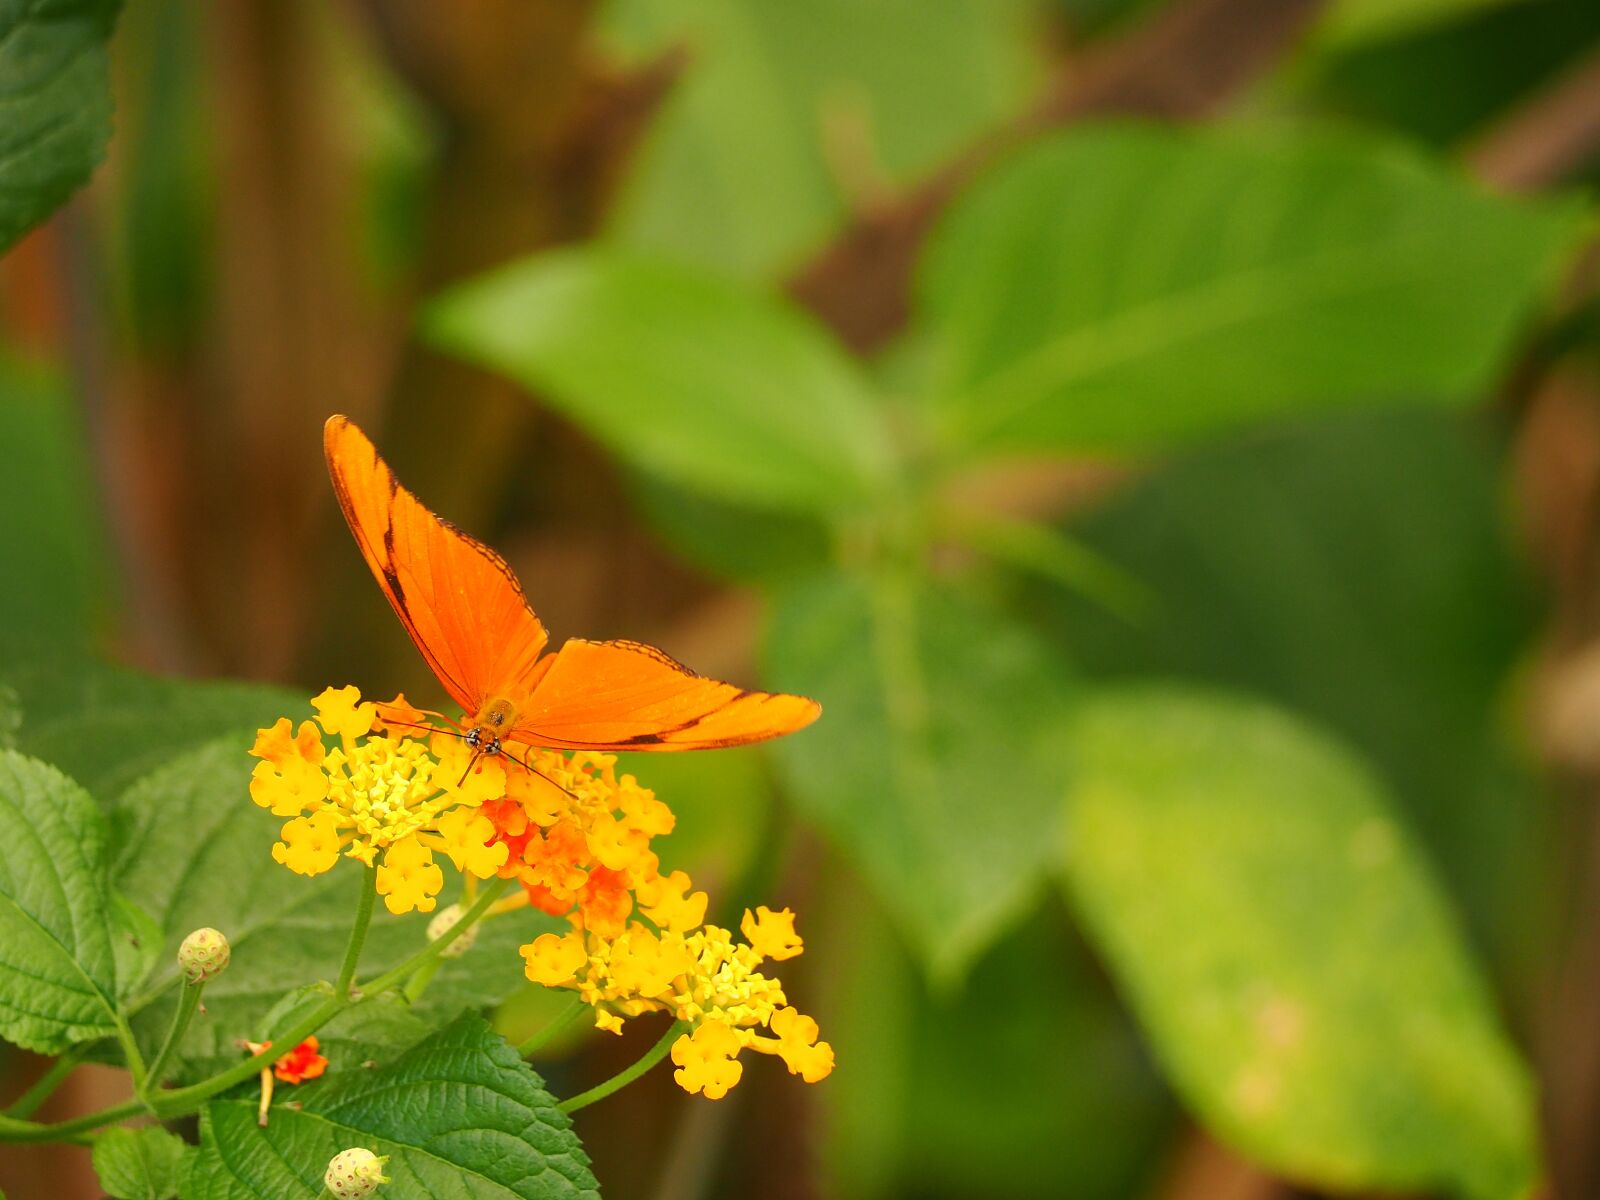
[765, 571, 1074, 980]
[0, 655, 298, 802]
[1059, 686, 1538, 1199]
[0, 749, 124, 1052]
[0, 0, 123, 254]
[93, 1126, 190, 1200]
[112, 737, 556, 1082]
[424, 247, 896, 514]
[918, 124, 1586, 459]
[186, 1014, 598, 1199]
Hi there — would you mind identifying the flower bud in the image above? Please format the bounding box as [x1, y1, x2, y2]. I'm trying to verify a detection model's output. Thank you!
[325, 1148, 389, 1198]
[178, 927, 230, 984]
[426, 903, 477, 959]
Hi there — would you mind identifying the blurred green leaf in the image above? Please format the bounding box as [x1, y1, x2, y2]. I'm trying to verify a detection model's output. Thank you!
[92, 1126, 189, 1200]
[1031, 409, 1542, 966]
[766, 571, 1075, 980]
[625, 469, 833, 584]
[0, 655, 298, 801]
[111, 738, 556, 1081]
[0, 357, 107, 652]
[603, 0, 1039, 277]
[1060, 686, 1537, 1199]
[816, 874, 1173, 1200]
[425, 248, 896, 513]
[0, 750, 124, 1053]
[187, 1015, 597, 1200]
[1314, 0, 1534, 50]
[918, 124, 1588, 459]
[0, 0, 122, 253]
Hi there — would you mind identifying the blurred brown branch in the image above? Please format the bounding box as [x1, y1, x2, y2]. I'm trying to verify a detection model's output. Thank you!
[1466, 45, 1600, 192]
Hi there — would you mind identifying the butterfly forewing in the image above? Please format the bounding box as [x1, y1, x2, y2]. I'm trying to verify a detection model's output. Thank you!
[512, 638, 821, 750]
[324, 416, 549, 713]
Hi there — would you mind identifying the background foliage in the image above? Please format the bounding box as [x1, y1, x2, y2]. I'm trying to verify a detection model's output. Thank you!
[3, 0, 1600, 1197]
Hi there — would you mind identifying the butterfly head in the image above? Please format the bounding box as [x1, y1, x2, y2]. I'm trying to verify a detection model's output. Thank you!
[466, 696, 520, 755]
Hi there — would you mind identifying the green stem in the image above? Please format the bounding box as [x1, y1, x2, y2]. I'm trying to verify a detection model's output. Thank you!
[557, 1019, 687, 1114]
[113, 1015, 148, 1093]
[517, 997, 587, 1058]
[362, 877, 507, 996]
[402, 958, 443, 1003]
[141, 979, 204, 1099]
[0, 1098, 146, 1144]
[336, 865, 379, 996]
[5, 1048, 85, 1119]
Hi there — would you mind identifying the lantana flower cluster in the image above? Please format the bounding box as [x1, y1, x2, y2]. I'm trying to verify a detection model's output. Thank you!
[249, 686, 507, 915]
[250, 686, 833, 1098]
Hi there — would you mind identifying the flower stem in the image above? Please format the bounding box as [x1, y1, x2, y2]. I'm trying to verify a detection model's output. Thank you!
[141, 979, 203, 1099]
[557, 1019, 687, 1114]
[336, 865, 379, 996]
[113, 1015, 148, 1093]
[517, 997, 587, 1058]
[402, 958, 442, 1003]
[361, 877, 507, 995]
[4, 1048, 85, 1119]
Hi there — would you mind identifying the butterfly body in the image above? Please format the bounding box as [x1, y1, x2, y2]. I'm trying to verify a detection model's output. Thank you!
[324, 415, 820, 753]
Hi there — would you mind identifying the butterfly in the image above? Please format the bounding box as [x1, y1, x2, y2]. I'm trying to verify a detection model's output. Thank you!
[323, 415, 820, 768]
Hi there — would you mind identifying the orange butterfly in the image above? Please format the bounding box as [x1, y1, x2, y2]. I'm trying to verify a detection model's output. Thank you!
[324, 415, 820, 766]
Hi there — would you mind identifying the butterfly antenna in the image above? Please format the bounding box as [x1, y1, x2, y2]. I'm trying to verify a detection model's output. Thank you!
[502, 744, 581, 802]
[377, 716, 467, 741]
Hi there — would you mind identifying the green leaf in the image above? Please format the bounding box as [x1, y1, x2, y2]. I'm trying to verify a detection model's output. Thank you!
[424, 248, 896, 513]
[918, 124, 1587, 459]
[1033, 409, 1542, 966]
[93, 1126, 190, 1200]
[111, 737, 557, 1081]
[0, 0, 123, 253]
[603, 0, 1039, 278]
[186, 1014, 597, 1199]
[0, 356, 108, 653]
[0, 655, 298, 802]
[765, 571, 1074, 980]
[0, 749, 125, 1052]
[1313, 0, 1534, 50]
[625, 469, 833, 584]
[1059, 686, 1538, 1199]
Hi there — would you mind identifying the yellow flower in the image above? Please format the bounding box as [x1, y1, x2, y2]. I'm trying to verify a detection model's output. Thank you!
[272, 812, 342, 876]
[432, 807, 509, 878]
[637, 870, 708, 934]
[671, 1021, 744, 1100]
[769, 1007, 835, 1083]
[522, 931, 587, 988]
[375, 835, 442, 915]
[741, 906, 804, 962]
[311, 685, 376, 742]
